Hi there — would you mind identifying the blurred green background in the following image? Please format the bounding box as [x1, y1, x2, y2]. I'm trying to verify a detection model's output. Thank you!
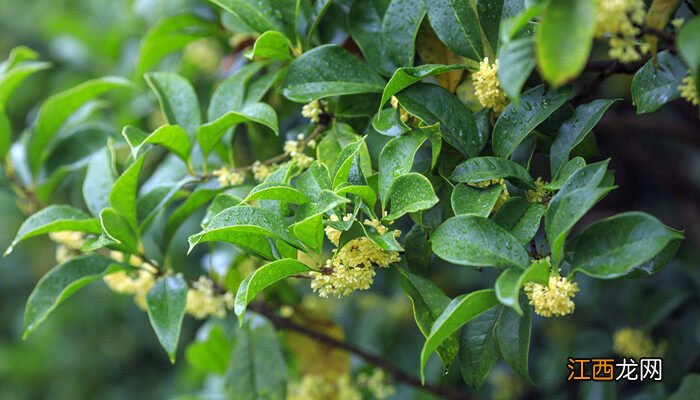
[1, 0, 699, 399]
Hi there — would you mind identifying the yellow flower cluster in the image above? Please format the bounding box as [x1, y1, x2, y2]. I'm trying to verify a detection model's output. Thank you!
[472, 58, 508, 112]
[287, 369, 394, 400]
[251, 161, 273, 182]
[613, 327, 665, 359]
[679, 76, 699, 106]
[301, 100, 327, 123]
[356, 369, 395, 399]
[311, 217, 401, 298]
[595, 0, 648, 63]
[49, 231, 85, 263]
[527, 177, 550, 204]
[284, 135, 314, 169]
[212, 167, 244, 187]
[524, 271, 579, 317]
[468, 178, 510, 210]
[103, 252, 157, 309]
[185, 276, 234, 319]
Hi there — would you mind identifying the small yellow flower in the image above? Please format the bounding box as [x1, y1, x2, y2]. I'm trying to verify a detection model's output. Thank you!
[185, 276, 234, 319]
[49, 231, 85, 251]
[527, 177, 550, 204]
[613, 327, 665, 358]
[301, 100, 327, 123]
[679, 76, 699, 106]
[356, 369, 395, 399]
[212, 167, 244, 187]
[524, 273, 579, 317]
[252, 161, 272, 182]
[671, 18, 685, 31]
[472, 58, 508, 112]
[103, 269, 156, 310]
[594, 0, 648, 63]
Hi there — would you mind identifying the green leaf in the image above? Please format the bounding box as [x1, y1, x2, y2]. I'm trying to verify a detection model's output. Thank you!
[208, 0, 284, 33]
[189, 205, 302, 260]
[451, 184, 502, 217]
[99, 207, 139, 253]
[536, 0, 595, 87]
[5, 205, 101, 255]
[146, 274, 188, 363]
[23, 255, 119, 339]
[678, 17, 700, 84]
[334, 184, 377, 210]
[420, 289, 499, 382]
[431, 215, 530, 269]
[295, 161, 332, 200]
[349, 0, 397, 76]
[571, 212, 683, 279]
[449, 156, 536, 190]
[245, 30, 293, 60]
[202, 193, 243, 227]
[385, 173, 439, 221]
[234, 259, 311, 321]
[208, 62, 269, 120]
[226, 314, 287, 400]
[668, 374, 700, 400]
[331, 137, 364, 189]
[123, 125, 191, 163]
[380, 64, 469, 110]
[495, 259, 549, 314]
[400, 269, 458, 366]
[545, 157, 586, 191]
[186, 323, 232, 375]
[550, 99, 617, 176]
[371, 107, 410, 136]
[492, 84, 570, 158]
[110, 153, 146, 229]
[45, 124, 118, 173]
[497, 37, 536, 102]
[83, 148, 116, 217]
[631, 51, 687, 114]
[383, 0, 426, 68]
[492, 197, 545, 244]
[458, 306, 500, 390]
[425, 0, 483, 61]
[378, 129, 428, 206]
[545, 160, 611, 265]
[396, 83, 482, 157]
[145, 72, 201, 135]
[163, 188, 222, 247]
[0, 61, 51, 106]
[27, 76, 132, 174]
[0, 103, 10, 160]
[198, 102, 278, 157]
[282, 45, 386, 102]
[495, 301, 533, 382]
[243, 182, 309, 204]
[136, 15, 218, 77]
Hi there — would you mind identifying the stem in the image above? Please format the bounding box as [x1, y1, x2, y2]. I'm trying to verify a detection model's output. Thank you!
[249, 303, 474, 400]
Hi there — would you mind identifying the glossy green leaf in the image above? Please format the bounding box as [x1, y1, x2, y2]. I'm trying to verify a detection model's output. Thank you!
[282, 45, 386, 102]
[451, 184, 502, 217]
[123, 124, 191, 163]
[498, 37, 536, 102]
[631, 51, 687, 114]
[45, 124, 118, 173]
[0, 103, 11, 160]
[295, 161, 332, 200]
[349, 0, 397, 76]
[144, 72, 201, 135]
[198, 102, 279, 157]
[245, 30, 293, 60]
[371, 107, 410, 136]
[495, 301, 533, 382]
[243, 182, 309, 204]
[226, 313, 287, 400]
[163, 188, 222, 247]
[431, 215, 530, 269]
[450, 156, 535, 190]
[5, 205, 101, 255]
[331, 137, 364, 189]
[189, 205, 302, 259]
[492, 197, 544, 244]
[571, 212, 683, 279]
[495, 258, 548, 314]
[550, 99, 617, 176]
[385, 173, 438, 221]
[146, 274, 188, 363]
[396, 83, 482, 157]
[110, 153, 146, 229]
[208, 62, 269, 121]
[202, 193, 243, 227]
[400, 269, 458, 366]
[420, 289, 499, 382]
[545, 157, 586, 191]
[458, 306, 500, 390]
[378, 129, 428, 206]
[27, 76, 132, 174]
[334, 184, 377, 209]
[380, 64, 469, 110]
[83, 148, 116, 217]
[23, 255, 119, 339]
[425, 0, 483, 61]
[99, 207, 139, 253]
[234, 259, 311, 321]
[536, 0, 595, 87]
[383, 0, 426, 68]
[208, 0, 284, 33]
[136, 15, 218, 77]
[492, 84, 570, 158]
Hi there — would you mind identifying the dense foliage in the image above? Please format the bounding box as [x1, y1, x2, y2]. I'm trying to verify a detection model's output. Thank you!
[1, 0, 700, 399]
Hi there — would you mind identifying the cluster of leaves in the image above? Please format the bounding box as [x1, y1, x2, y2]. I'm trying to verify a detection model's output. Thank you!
[1, 0, 699, 397]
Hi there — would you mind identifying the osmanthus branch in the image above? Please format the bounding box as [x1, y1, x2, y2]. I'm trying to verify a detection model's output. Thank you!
[248, 303, 474, 400]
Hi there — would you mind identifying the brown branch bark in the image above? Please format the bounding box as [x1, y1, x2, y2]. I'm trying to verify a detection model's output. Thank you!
[248, 303, 473, 400]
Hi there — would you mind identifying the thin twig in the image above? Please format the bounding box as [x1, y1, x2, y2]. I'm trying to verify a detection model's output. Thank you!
[249, 303, 473, 400]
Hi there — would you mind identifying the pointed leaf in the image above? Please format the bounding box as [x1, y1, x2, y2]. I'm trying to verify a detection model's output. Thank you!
[146, 274, 188, 362]
[450, 156, 536, 189]
[426, 0, 484, 60]
[451, 184, 502, 217]
[145, 72, 201, 135]
[198, 102, 278, 157]
[385, 173, 439, 220]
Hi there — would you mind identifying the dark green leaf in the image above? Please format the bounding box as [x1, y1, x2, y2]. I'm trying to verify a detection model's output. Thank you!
[198, 102, 279, 157]
[449, 156, 536, 190]
[349, 0, 396, 76]
[146, 274, 188, 363]
[498, 37, 536, 102]
[426, 0, 483, 60]
[385, 173, 439, 221]
[495, 301, 533, 382]
[383, 0, 426, 68]
[208, 62, 269, 120]
[678, 17, 700, 81]
[495, 259, 548, 314]
[631, 51, 687, 114]
[380, 64, 469, 109]
[331, 137, 364, 189]
[458, 306, 500, 389]
[451, 184, 502, 217]
[163, 188, 222, 247]
[431, 215, 530, 269]
[371, 107, 410, 136]
[492, 197, 544, 244]
[145, 72, 201, 135]
[378, 129, 428, 206]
